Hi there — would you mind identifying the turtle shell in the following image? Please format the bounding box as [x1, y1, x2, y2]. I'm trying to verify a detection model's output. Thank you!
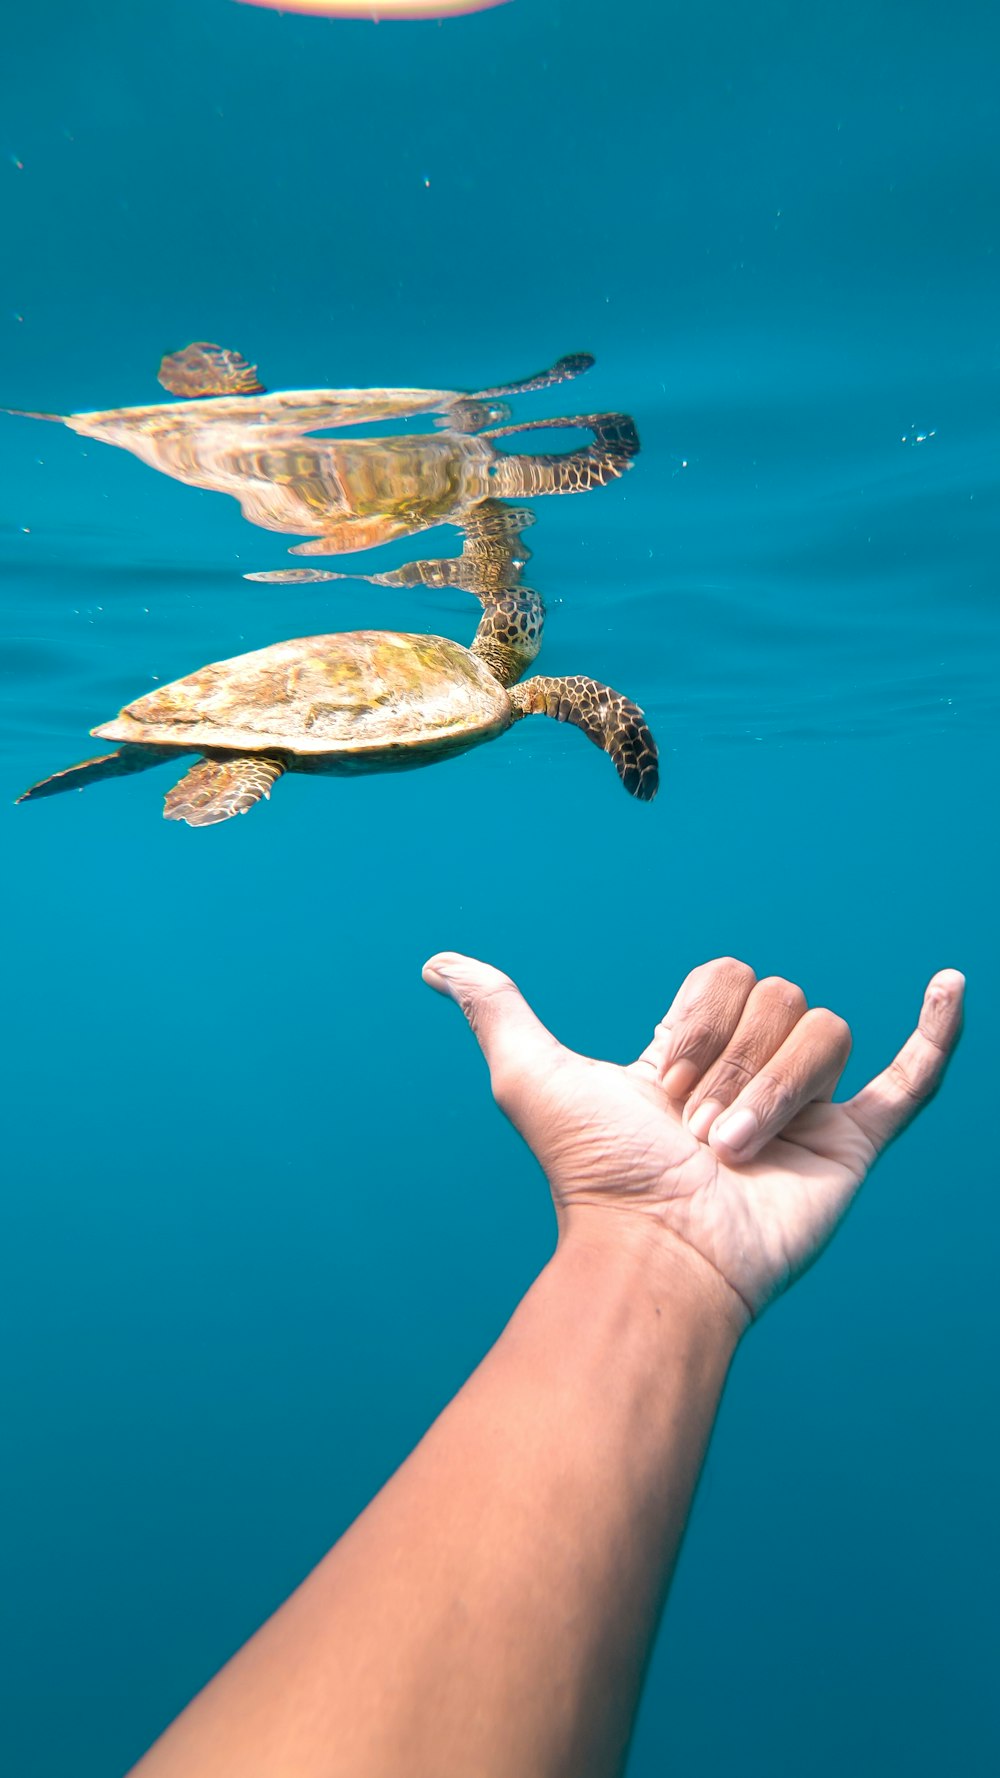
[92, 632, 512, 757]
[58, 409, 495, 555]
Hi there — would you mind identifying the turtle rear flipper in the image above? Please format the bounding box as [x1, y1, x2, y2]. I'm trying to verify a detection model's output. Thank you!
[244, 567, 343, 584]
[157, 342, 266, 398]
[17, 745, 169, 803]
[164, 755, 285, 827]
[510, 675, 659, 801]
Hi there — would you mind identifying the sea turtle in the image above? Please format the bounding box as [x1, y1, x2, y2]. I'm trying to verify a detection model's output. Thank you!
[18, 504, 658, 826]
[8, 342, 638, 557]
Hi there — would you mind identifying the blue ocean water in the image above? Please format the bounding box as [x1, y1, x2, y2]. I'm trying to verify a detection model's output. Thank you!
[1, 2, 997, 1773]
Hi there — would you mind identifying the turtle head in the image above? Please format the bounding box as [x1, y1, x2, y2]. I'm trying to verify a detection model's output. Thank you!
[439, 398, 512, 434]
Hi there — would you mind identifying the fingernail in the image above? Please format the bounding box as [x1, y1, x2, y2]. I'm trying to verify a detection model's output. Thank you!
[929, 968, 965, 994]
[687, 1099, 723, 1143]
[713, 1107, 757, 1153]
[422, 953, 458, 983]
[663, 1056, 701, 1098]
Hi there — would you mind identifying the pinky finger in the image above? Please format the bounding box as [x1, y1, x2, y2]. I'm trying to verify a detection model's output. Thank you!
[845, 969, 965, 1156]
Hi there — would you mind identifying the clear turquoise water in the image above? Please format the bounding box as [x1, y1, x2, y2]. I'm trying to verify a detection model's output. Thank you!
[2, 3, 997, 1773]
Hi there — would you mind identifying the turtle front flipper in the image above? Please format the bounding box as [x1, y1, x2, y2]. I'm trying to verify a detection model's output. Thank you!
[482, 412, 640, 496]
[509, 676, 659, 801]
[164, 754, 285, 827]
[442, 354, 596, 433]
[157, 342, 266, 398]
[17, 745, 172, 803]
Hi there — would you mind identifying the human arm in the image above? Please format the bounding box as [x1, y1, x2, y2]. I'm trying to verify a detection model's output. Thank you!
[129, 955, 963, 1778]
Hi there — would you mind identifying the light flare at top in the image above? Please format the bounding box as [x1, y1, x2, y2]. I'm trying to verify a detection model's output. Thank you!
[234, 0, 512, 19]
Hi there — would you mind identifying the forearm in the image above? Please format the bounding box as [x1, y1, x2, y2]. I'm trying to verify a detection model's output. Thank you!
[131, 1223, 742, 1778]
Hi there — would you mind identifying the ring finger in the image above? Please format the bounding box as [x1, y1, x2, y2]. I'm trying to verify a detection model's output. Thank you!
[684, 976, 808, 1141]
[706, 1007, 853, 1164]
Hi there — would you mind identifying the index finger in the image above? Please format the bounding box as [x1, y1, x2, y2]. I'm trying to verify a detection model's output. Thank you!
[845, 969, 965, 1155]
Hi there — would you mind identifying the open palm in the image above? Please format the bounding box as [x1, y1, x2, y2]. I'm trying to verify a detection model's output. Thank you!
[423, 953, 964, 1320]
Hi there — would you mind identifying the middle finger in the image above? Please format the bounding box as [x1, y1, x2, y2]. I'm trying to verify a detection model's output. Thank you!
[637, 956, 757, 1096]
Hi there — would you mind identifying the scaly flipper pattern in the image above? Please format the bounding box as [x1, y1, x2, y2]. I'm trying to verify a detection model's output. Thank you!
[484, 412, 640, 496]
[157, 342, 266, 398]
[163, 754, 285, 826]
[509, 675, 659, 800]
[470, 352, 596, 401]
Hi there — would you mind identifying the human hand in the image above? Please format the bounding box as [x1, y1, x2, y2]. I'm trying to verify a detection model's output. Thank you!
[422, 953, 964, 1324]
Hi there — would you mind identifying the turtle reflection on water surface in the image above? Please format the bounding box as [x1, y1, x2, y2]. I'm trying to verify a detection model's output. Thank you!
[18, 504, 658, 827]
[9, 342, 638, 559]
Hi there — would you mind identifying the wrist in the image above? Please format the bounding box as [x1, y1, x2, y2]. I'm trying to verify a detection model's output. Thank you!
[556, 1205, 750, 1349]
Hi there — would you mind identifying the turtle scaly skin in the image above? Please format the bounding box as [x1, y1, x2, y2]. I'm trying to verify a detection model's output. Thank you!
[163, 754, 285, 824]
[508, 677, 659, 802]
[158, 342, 265, 398]
[482, 413, 641, 496]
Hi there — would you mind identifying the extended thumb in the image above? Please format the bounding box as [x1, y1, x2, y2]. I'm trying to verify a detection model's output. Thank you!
[422, 951, 560, 1080]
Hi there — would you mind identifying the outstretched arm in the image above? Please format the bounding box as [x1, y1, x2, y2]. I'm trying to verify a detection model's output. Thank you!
[129, 956, 963, 1778]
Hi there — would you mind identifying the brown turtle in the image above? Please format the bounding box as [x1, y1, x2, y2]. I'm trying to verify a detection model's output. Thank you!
[7, 343, 637, 557]
[18, 504, 658, 826]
